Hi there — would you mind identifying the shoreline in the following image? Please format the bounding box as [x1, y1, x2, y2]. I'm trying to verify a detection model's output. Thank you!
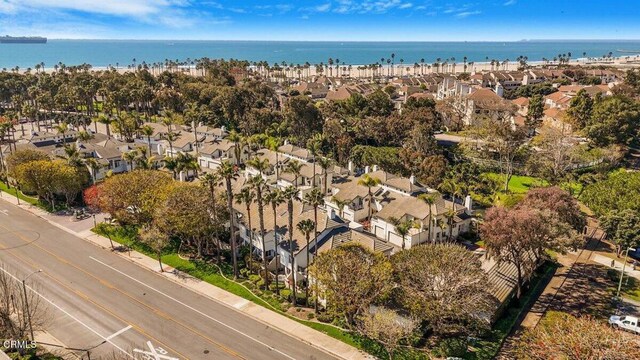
[15, 55, 640, 76]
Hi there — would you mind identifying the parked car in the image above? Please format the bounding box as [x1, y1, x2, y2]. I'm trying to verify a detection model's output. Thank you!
[609, 315, 640, 334]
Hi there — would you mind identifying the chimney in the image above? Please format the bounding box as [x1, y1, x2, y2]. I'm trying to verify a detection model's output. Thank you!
[329, 208, 337, 220]
[347, 160, 354, 174]
[364, 166, 370, 174]
[221, 125, 227, 133]
[464, 195, 473, 213]
[284, 139, 289, 146]
[372, 165, 378, 172]
[495, 83, 504, 98]
[409, 174, 415, 185]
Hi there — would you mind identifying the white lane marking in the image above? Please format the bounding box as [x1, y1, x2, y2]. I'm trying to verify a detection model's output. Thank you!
[90, 256, 296, 360]
[0, 266, 134, 359]
[105, 325, 133, 341]
[0, 210, 8, 216]
[134, 341, 179, 360]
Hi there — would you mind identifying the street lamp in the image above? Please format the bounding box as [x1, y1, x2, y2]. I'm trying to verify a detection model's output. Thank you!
[22, 269, 42, 341]
[616, 247, 636, 300]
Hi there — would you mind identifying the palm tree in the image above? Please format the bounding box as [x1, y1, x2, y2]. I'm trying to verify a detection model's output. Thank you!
[247, 157, 270, 177]
[140, 124, 154, 157]
[390, 217, 416, 250]
[265, 188, 284, 295]
[303, 187, 324, 312]
[236, 186, 256, 273]
[444, 209, 456, 241]
[162, 130, 180, 158]
[122, 150, 137, 171]
[95, 114, 113, 139]
[357, 174, 381, 225]
[332, 196, 349, 219]
[217, 161, 240, 279]
[228, 131, 244, 166]
[307, 136, 322, 188]
[83, 157, 101, 184]
[418, 194, 436, 243]
[282, 185, 299, 305]
[296, 219, 315, 307]
[163, 156, 179, 180]
[316, 157, 333, 195]
[201, 172, 223, 264]
[284, 160, 303, 189]
[249, 175, 270, 288]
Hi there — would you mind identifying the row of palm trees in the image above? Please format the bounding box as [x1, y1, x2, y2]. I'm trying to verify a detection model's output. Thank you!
[213, 152, 328, 309]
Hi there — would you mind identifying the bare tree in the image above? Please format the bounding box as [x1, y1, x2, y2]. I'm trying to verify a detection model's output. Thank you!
[358, 307, 418, 360]
[0, 267, 49, 343]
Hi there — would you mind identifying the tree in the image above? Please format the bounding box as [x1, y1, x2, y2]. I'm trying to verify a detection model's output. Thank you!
[200, 172, 226, 264]
[249, 175, 270, 287]
[217, 161, 240, 279]
[236, 185, 256, 273]
[284, 160, 303, 189]
[140, 124, 155, 157]
[600, 209, 640, 257]
[358, 174, 381, 224]
[482, 207, 538, 298]
[0, 267, 48, 341]
[418, 194, 436, 242]
[389, 217, 416, 250]
[14, 159, 84, 209]
[282, 185, 299, 305]
[283, 96, 323, 146]
[309, 243, 393, 327]
[474, 103, 528, 191]
[139, 224, 170, 272]
[357, 307, 418, 360]
[586, 95, 640, 146]
[303, 187, 324, 311]
[6, 149, 49, 179]
[565, 89, 593, 130]
[516, 311, 640, 360]
[98, 170, 173, 226]
[155, 184, 213, 258]
[296, 219, 315, 306]
[393, 244, 494, 337]
[525, 94, 544, 131]
[581, 171, 640, 216]
[521, 186, 586, 232]
[265, 188, 284, 294]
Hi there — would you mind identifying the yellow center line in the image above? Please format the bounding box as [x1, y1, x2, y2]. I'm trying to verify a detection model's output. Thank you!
[0, 222, 246, 360]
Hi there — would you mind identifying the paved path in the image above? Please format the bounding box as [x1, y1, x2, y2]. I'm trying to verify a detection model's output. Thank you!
[0, 194, 369, 360]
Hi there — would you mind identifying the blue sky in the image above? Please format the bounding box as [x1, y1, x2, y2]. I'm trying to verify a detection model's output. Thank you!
[0, 1, 639, 40]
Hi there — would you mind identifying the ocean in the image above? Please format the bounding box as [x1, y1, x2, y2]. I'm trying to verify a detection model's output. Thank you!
[1, 40, 640, 70]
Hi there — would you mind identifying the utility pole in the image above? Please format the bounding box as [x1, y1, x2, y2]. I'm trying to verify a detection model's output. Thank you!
[616, 247, 636, 300]
[22, 269, 42, 341]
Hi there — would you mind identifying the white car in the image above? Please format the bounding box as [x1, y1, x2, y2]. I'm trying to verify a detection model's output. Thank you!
[609, 315, 640, 334]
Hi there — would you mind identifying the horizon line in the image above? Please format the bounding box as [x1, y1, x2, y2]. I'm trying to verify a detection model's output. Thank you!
[41, 38, 640, 43]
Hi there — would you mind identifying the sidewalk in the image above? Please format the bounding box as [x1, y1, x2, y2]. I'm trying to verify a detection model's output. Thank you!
[0, 193, 370, 360]
[592, 253, 640, 280]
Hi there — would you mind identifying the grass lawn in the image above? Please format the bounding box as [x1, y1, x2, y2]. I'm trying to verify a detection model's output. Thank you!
[484, 173, 548, 194]
[92, 224, 369, 355]
[0, 181, 40, 206]
[607, 268, 640, 302]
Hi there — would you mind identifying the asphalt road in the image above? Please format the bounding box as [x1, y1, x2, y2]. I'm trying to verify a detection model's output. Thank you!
[0, 200, 338, 360]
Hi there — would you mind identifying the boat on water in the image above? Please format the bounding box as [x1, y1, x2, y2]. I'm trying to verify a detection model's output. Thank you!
[0, 35, 47, 44]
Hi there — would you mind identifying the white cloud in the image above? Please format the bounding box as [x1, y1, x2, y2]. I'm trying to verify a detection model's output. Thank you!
[455, 10, 481, 18]
[315, 3, 332, 12]
[0, 0, 189, 17]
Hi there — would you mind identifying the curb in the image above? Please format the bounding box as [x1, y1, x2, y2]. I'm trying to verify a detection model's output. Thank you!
[0, 196, 370, 360]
